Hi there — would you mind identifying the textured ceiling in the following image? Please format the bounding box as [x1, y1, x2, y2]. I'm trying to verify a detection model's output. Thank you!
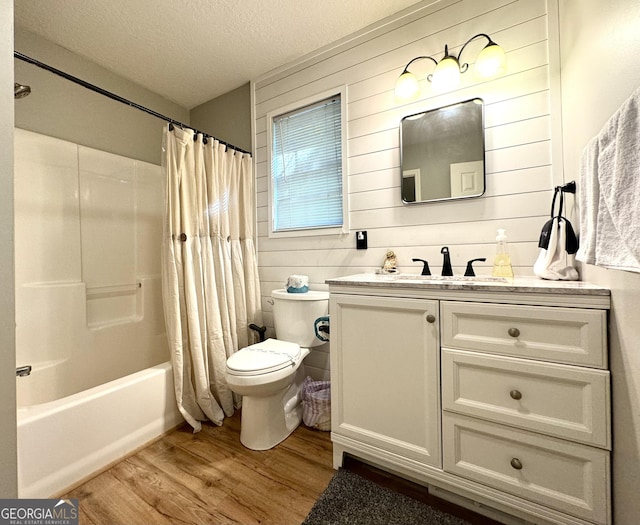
[14, 0, 423, 109]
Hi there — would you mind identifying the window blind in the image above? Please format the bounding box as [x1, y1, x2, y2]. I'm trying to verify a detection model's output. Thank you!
[271, 95, 342, 232]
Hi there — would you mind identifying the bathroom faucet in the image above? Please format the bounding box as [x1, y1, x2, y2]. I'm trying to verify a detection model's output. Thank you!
[412, 258, 431, 276]
[441, 247, 453, 276]
[464, 258, 486, 277]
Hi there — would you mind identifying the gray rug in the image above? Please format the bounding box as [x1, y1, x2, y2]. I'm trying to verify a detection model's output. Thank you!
[302, 468, 473, 525]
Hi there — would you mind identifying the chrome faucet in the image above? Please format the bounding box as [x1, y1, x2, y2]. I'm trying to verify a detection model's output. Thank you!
[441, 247, 453, 276]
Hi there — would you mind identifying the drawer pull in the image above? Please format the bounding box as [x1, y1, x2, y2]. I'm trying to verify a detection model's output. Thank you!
[509, 389, 522, 400]
[507, 327, 520, 338]
[426, 314, 436, 324]
[510, 458, 523, 470]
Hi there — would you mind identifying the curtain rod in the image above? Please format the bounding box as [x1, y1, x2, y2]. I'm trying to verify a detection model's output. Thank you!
[14, 51, 251, 155]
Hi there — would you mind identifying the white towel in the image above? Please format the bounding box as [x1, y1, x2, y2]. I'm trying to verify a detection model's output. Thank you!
[576, 86, 640, 273]
[576, 137, 599, 265]
[534, 218, 579, 281]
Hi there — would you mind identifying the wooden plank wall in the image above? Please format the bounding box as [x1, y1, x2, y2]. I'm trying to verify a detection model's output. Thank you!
[252, 0, 556, 379]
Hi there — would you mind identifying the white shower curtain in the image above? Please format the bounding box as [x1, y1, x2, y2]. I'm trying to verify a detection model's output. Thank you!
[161, 125, 262, 432]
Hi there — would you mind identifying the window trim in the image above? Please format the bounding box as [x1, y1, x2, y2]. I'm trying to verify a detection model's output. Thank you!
[266, 86, 348, 238]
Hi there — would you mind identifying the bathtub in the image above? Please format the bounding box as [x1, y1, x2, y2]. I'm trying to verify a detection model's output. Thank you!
[14, 130, 183, 497]
[17, 361, 183, 498]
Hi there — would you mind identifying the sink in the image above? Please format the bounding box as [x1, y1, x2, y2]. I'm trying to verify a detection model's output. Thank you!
[394, 274, 509, 283]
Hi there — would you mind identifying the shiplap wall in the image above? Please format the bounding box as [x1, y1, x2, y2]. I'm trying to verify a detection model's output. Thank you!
[252, 0, 560, 379]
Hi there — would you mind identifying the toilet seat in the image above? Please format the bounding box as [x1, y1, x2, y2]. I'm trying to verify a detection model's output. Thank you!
[226, 338, 301, 376]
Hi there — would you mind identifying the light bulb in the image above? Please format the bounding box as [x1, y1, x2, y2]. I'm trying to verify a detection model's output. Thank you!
[474, 43, 506, 79]
[431, 57, 461, 93]
[394, 71, 420, 101]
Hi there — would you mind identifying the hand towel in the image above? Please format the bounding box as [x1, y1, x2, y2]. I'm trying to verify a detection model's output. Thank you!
[576, 86, 640, 273]
[534, 217, 579, 281]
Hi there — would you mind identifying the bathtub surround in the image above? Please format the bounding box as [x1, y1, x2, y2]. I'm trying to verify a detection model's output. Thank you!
[13, 128, 181, 497]
[14, 129, 169, 404]
[162, 125, 261, 432]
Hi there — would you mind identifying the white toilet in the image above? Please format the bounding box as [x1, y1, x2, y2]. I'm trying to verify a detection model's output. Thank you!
[225, 289, 329, 450]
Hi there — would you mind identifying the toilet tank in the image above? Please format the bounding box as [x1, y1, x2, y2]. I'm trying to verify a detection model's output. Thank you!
[271, 289, 329, 348]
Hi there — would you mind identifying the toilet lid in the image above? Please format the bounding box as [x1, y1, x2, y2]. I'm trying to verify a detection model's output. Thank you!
[226, 338, 301, 375]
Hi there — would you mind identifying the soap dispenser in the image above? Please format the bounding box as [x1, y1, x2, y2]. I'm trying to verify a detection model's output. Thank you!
[492, 229, 514, 278]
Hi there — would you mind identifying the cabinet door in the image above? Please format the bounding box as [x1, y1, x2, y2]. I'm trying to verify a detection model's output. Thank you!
[330, 294, 441, 468]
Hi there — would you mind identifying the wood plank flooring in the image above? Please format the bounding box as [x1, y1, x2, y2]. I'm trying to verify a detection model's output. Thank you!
[63, 412, 500, 525]
[64, 413, 334, 525]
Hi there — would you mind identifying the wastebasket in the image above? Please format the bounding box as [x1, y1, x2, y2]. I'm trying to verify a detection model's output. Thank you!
[301, 376, 331, 431]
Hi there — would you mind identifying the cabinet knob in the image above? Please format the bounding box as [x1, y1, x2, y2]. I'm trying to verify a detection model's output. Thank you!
[510, 389, 522, 400]
[507, 327, 520, 338]
[510, 458, 523, 470]
[426, 314, 436, 324]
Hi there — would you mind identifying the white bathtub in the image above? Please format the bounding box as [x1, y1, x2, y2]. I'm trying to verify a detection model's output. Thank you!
[17, 361, 183, 498]
[14, 130, 183, 497]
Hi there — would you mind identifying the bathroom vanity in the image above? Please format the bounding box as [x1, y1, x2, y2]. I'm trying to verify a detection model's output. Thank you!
[327, 274, 611, 525]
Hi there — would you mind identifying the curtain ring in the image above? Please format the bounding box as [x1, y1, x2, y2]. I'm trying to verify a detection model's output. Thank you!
[179, 233, 187, 242]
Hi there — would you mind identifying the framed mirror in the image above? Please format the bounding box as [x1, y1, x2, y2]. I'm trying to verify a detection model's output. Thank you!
[400, 98, 485, 204]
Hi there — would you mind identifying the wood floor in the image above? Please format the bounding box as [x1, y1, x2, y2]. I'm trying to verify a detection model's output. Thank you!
[63, 412, 500, 525]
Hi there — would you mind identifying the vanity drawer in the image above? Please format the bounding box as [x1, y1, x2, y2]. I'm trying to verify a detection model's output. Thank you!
[442, 412, 610, 525]
[441, 301, 607, 368]
[441, 349, 610, 448]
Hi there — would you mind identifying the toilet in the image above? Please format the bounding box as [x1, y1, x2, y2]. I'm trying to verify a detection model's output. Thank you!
[225, 289, 329, 450]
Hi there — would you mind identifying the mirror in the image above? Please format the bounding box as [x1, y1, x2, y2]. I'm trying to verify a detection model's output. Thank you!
[400, 98, 485, 204]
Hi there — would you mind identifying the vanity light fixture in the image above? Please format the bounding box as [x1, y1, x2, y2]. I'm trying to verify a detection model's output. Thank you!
[394, 33, 506, 101]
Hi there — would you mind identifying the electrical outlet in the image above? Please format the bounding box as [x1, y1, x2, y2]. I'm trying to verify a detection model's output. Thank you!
[356, 230, 367, 249]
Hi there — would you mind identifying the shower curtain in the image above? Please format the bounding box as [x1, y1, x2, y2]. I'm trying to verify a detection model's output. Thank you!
[162, 125, 262, 432]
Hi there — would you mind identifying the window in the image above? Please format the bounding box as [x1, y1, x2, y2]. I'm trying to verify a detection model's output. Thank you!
[268, 88, 347, 237]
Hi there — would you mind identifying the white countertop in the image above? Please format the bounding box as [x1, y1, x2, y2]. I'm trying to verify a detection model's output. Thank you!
[325, 273, 611, 297]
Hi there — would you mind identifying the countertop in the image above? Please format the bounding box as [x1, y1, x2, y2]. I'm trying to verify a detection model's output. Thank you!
[325, 273, 611, 297]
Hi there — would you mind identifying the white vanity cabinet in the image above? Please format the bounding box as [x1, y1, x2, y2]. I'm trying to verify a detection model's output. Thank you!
[328, 276, 611, 525]
[441, 300, 610, 525]
[329, 294, 441, 469]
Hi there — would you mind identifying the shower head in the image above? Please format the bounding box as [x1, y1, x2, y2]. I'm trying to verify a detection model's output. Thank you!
[14, 82, 31, 99]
